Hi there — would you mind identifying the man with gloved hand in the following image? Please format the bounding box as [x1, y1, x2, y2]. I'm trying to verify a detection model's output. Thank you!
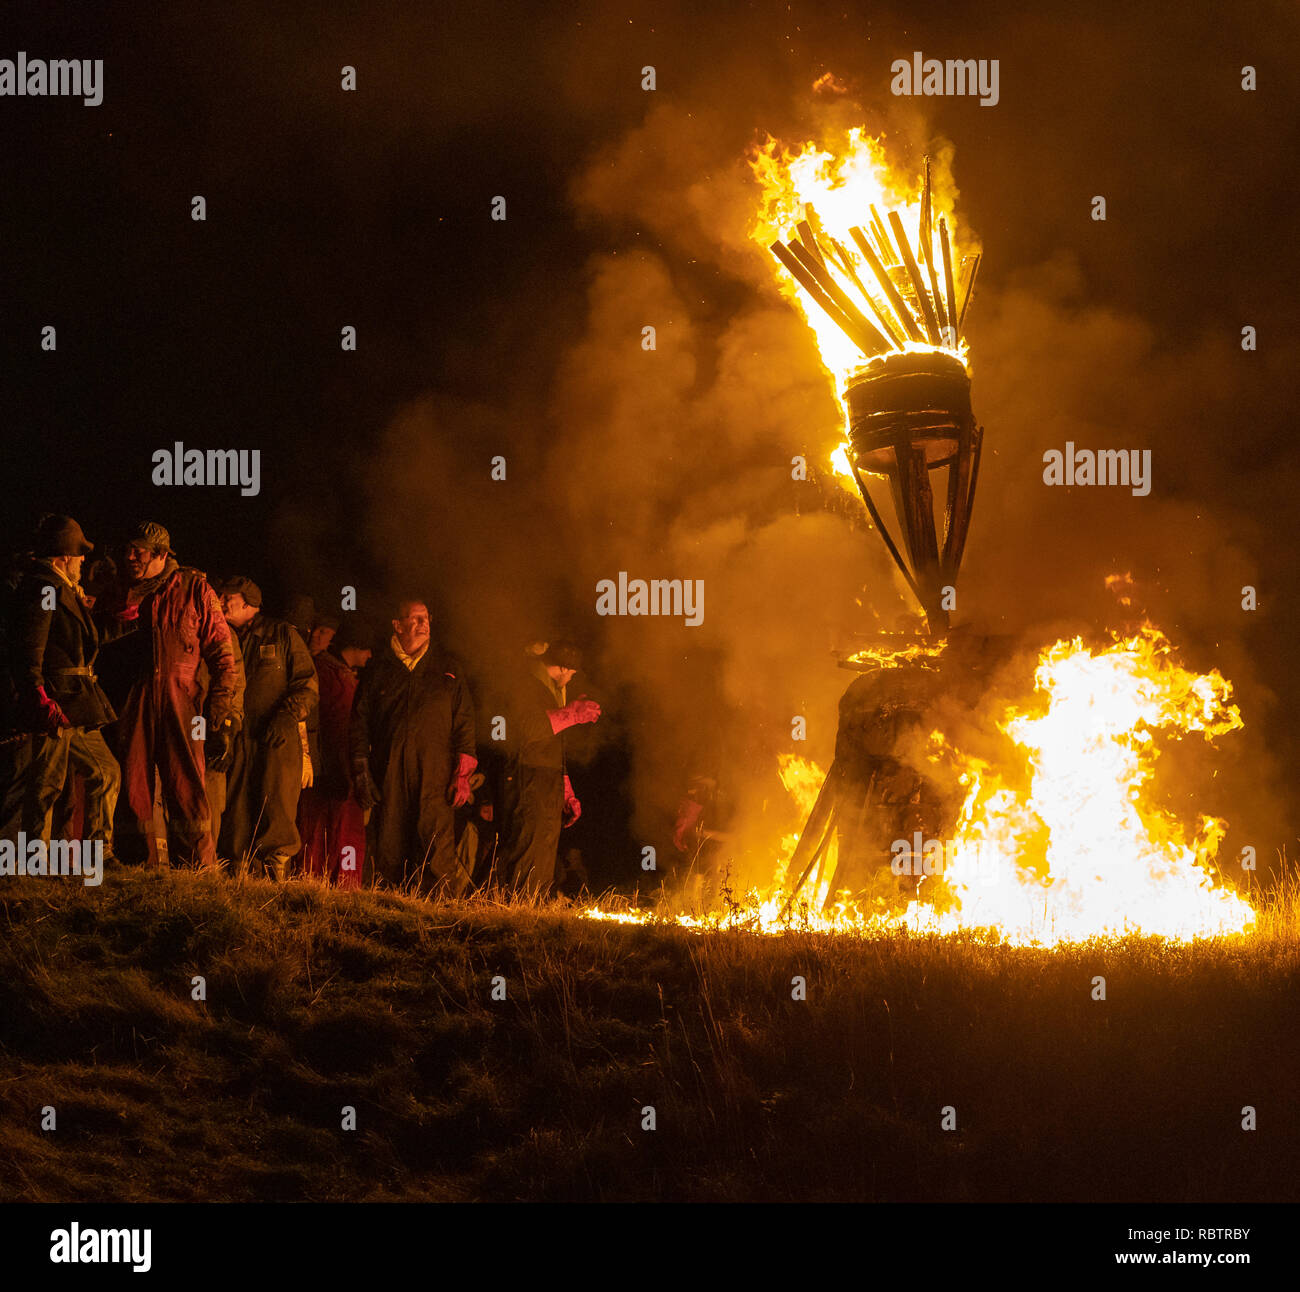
[0, 515, 121, 854]
[217, 577, 317, 879]
[93, 521, 238, 868]
[348, 597, 476, 896]
[500, 640, 600, 898]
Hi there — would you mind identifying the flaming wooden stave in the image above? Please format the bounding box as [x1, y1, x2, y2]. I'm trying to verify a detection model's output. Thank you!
[767, 157, 977, 361]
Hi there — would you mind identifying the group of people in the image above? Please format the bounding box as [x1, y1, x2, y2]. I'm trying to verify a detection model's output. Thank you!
[0, 514, 602, 898]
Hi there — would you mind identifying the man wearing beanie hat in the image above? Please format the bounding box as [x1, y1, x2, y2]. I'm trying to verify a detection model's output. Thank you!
[94, 521, 239, 868]
[217, 577, 318, 880]
[500, 639, 601, 898]
[0, 515, 121, 855]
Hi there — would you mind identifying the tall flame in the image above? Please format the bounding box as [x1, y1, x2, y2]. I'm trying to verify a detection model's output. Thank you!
[749, 128, 976, 392]
[748, 128, 979, 487]
[586, 628, 1256, 945]
[904, 627, 1254, 944]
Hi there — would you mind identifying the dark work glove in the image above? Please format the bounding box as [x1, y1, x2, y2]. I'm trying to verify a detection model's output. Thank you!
[206, 717, 240, 773]
[352, 760, 381, 811]
[263, 709, 295, 749]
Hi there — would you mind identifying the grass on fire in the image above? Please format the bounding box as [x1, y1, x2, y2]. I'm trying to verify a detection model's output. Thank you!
[0, 867, 1297, 1202]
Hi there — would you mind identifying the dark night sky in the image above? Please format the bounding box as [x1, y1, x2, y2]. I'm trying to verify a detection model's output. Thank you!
[2, 1, 1297, 863]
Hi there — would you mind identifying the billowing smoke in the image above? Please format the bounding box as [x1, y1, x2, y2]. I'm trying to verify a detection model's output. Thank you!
[360, 85, 1291, 883]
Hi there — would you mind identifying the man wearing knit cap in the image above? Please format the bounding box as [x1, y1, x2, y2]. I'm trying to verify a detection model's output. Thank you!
[500, 639, 601, 898]
[0, 515, 121, 854]
[218, 576, 318, 879]
[94, 521, 238, 868]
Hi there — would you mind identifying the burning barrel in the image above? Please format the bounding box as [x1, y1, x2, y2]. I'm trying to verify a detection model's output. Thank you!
[844, 351, 983, 636]
[761, 151, 986, 638]
[846, 350, 971, 471]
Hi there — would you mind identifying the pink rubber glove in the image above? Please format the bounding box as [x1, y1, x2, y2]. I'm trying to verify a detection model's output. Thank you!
[34, 685, 71, 735]
[672, 797, 704, 852]
[562, 774, 581, 827]
[548, 696, 601, 735]
[447, 753, 477, 808]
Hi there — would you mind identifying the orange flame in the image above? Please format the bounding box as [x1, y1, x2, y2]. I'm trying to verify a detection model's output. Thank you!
[749, 128, 976, 392]
[585, 628, 1255, 945]
[748, 127, 979, 493]
[903, 626, 1253, 943]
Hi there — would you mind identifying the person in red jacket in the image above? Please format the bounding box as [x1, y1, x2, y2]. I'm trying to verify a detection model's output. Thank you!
[95, 522, 239, 868]
[299, 617, 371, 888]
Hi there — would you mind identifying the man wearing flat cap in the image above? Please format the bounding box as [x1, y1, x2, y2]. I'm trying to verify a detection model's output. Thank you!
[0, 515, 121, 854]
[94, 521, 238, 868]
[218, 577, 318, 880]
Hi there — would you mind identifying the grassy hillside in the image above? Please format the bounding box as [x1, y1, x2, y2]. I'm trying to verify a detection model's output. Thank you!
[1, 869, 1297, 1202]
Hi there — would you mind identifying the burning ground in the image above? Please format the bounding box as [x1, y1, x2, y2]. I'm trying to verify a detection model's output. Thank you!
[592, 623, 1263, 944]
[1, 868, 1298, 1203]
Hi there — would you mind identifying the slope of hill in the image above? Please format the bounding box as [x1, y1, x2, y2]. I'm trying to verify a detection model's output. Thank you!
[1, 869, 1297, 1202]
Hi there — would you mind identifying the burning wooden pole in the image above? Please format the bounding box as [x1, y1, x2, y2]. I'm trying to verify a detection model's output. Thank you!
[786, 237, 892, 354]
[939, 217, 959, 345]
[868, 205, 893, 262]
[777, 761, 846, 919]
[848, 226, 924, 343]
[925, 245, 949, 339]
[958, 252, 982, 331]
[887, 210, 942, 345]
[795, 219, 825, 266]
[769, 241, 886, 358]
[826, 236, 907, 349]
[919, 155, 949, 339]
